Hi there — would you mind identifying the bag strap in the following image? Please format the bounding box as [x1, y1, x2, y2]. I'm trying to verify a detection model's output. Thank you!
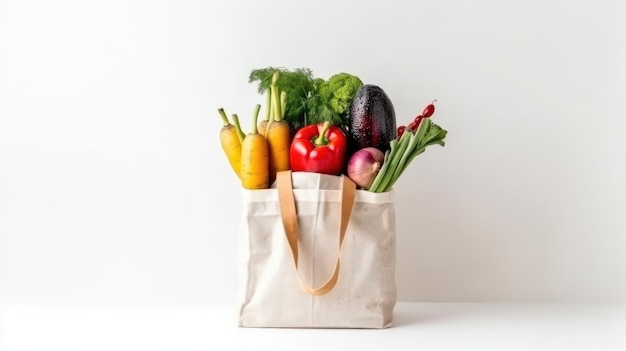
[276, 170, 356, 296]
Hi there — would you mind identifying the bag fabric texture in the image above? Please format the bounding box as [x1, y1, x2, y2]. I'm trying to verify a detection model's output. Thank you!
[236, 171, 397, 328]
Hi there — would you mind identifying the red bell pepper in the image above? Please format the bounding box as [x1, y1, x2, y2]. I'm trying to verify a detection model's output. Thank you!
[289, 121, 347, 175]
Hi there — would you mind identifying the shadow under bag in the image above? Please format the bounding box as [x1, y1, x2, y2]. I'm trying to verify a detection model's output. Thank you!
[236, 170, 397, 328]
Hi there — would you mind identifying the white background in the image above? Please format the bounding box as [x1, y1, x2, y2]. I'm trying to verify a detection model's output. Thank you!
[1, 0, 626, 309]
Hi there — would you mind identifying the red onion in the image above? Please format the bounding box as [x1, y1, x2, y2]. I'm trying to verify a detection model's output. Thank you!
[347, 147, 385, 189]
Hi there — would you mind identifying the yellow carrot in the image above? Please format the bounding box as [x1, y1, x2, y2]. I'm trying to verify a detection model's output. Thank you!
[241, 104, 269, 189]
[218, 108, 242, 178]
[266, 88, 291, 183]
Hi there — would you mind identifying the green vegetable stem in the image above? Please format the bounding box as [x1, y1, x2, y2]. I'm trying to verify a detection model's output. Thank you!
[368, 119, 447, 193]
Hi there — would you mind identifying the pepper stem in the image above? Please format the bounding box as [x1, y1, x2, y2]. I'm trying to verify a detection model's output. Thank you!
[313, 121, 331, 146]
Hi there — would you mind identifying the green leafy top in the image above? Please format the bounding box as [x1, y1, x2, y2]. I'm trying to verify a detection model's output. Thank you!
[248, 67, 277, 94]
[416, 119, 447, 149]
[248, 67, 363, 130]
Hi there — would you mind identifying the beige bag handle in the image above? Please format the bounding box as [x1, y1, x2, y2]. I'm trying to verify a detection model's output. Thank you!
[276, 170, 356, 296]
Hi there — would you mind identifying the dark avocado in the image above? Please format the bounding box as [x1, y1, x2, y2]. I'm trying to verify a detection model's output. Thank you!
[347, 84, 397, 154]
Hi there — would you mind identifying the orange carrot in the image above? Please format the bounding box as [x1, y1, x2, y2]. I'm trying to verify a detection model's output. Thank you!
[240, 104, 269, 189]
[265, 82, 291, 183]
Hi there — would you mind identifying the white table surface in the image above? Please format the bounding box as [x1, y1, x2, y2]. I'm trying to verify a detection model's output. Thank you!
[2, 302, 625, 351]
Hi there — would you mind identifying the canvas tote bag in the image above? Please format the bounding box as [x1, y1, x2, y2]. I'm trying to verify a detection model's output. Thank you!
[236, 170, 397, 328]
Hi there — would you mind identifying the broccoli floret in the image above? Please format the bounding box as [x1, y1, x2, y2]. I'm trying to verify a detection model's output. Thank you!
[318, 73, 363, 116]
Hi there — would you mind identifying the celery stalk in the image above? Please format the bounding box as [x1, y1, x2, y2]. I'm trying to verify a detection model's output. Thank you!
[384, 132, 421, 192]
[368, 149, 391, 192]
[376, 131, 412, 192]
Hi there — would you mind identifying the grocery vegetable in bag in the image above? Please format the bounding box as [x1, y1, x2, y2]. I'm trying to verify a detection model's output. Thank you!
[289, 121, 347, 176]
[265, 71, 292, 183]
[217, 108, 243, 177]
[369, 101, 447, 193]
[347, 84, 397, 154]
[346, 147, 384, 189]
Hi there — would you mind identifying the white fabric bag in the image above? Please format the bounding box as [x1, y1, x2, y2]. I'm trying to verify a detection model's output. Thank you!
[236, 171, 397, 328]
